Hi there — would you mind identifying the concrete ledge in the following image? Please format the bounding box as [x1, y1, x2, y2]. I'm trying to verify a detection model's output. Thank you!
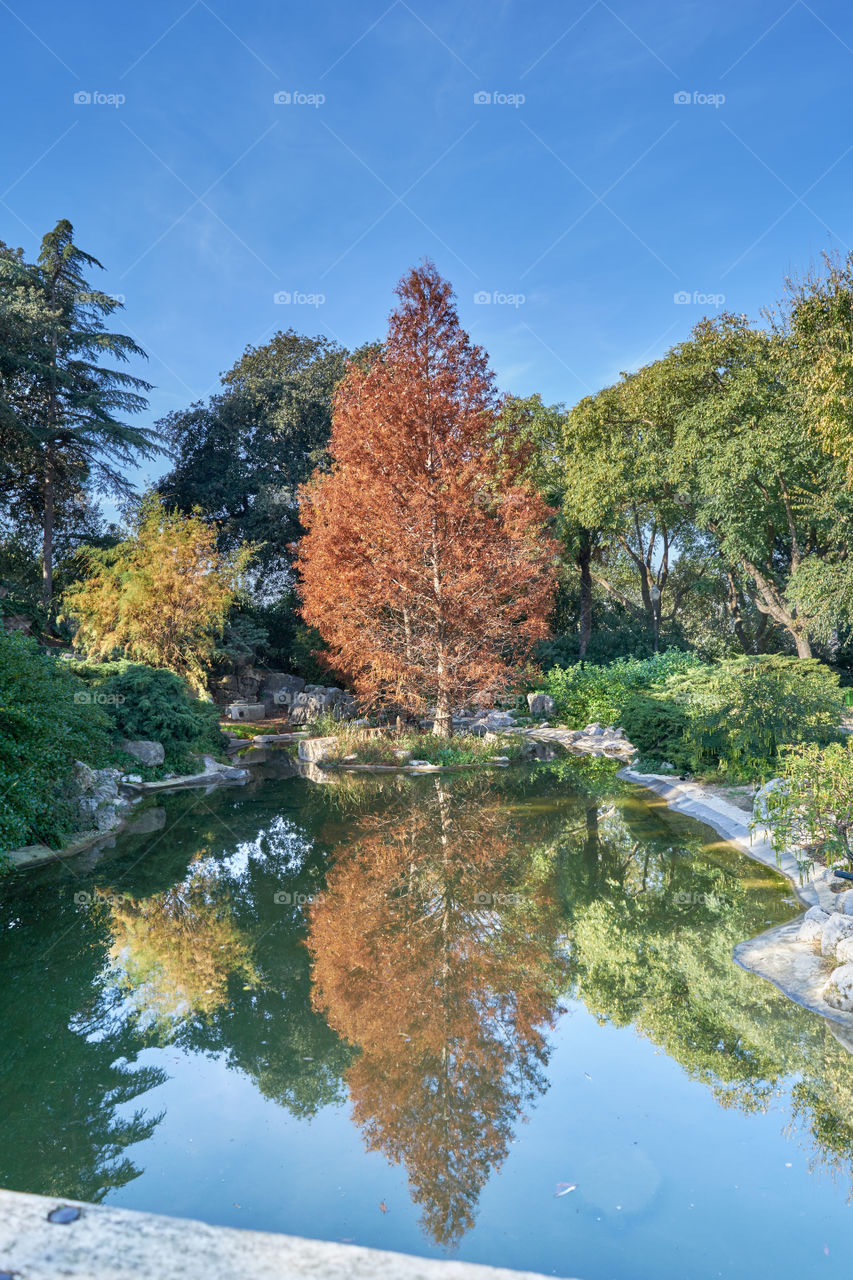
[619, 769, 853, 1043]
[0, 1188, 572, 1280]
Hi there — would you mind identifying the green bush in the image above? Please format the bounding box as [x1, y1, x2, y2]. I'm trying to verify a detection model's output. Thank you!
[684, 656, 842, 776]
[544, 650, 701, 728]
[620, 691, 692, 772]
[0, 632, 113, 856]
[75, 660, 224, 768]
[623, 655, 843, 778]
[762, 741, 853, 872]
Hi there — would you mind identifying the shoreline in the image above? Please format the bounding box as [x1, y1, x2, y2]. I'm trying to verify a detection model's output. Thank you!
[619, 768, 853, 1048]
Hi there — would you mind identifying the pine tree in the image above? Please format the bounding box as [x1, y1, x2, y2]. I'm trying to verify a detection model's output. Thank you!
[0, 220, 157, 614]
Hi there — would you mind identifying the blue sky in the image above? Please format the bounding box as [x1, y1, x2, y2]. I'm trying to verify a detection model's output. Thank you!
[2, 0, 852, 489]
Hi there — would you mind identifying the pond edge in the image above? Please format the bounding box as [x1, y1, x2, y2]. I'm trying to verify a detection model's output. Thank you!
[619, 768, 853, 1050]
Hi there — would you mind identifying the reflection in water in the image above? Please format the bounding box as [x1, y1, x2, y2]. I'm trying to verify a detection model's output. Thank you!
[2, 763, 853, 1251]
[308, 776, 570, 1246]
[106, 860, 259, 1028]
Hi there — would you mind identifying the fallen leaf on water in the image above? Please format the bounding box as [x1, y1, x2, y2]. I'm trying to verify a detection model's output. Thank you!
[555, 1182, 577, 1197]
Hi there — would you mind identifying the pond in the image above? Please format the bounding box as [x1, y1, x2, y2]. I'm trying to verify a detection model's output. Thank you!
[2, 758, 853, 1279]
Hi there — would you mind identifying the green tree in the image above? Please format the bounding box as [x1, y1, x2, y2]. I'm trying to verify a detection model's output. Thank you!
[64, 495, 253, 693]
[0, 221, 157, 614]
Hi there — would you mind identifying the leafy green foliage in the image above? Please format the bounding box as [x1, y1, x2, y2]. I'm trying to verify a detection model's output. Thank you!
[75, 660, 224, 768]
[0, 631, 112, 854]
[544, 650, 701, 727]
[669, 655, 843, 777]
[620, 691, 692, 771]
[762, 741, 853, 870]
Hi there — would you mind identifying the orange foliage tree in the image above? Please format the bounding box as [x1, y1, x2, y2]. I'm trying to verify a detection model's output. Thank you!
[295, 263, 556, 735]
[307, 777, 568, 1246]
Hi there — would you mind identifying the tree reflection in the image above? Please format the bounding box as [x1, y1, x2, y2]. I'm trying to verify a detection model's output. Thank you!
[106, 862, 259, 1028]
[308, 775, 569, 1247]
[0, 884, 164, 1202]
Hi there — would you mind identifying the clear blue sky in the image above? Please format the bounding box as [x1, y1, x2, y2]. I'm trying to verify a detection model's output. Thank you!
[2, 0, 852, 487]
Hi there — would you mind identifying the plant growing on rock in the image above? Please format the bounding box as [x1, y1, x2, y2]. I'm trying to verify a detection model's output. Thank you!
[296, 262, 557, 736]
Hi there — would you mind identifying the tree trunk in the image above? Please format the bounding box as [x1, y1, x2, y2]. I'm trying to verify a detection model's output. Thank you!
[795, 632, 813, 659]
[433, 682, 452, 738]
[577, 533, 593, 663]
[42, 443, 55, 616]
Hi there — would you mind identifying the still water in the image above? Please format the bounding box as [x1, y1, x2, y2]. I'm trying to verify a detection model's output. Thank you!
[1, 758, 852, 1279]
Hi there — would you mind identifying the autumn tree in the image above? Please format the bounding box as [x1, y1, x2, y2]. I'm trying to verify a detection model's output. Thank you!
[296, 263, 556, 735]
[308, 776, 568, 1246]
[63, 494, 253, 692]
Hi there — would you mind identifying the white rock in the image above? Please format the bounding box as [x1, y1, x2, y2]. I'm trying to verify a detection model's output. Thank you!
[825, 962, 853, 1011]
[798, 906, 829, 947]
[753, 777, 787, 823]
[821, 912, 853, 958]
[835, 889, 853, 916]
[837, 935, 853, 964]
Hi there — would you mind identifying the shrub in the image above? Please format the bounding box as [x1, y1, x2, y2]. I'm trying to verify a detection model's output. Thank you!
[0, 632, 112, 855]
[544, 650, 701, 728]
[620, 691, 692, 772]
[670, 655, 843, 777]
[762, 741, 853, 871]
[75, 660, 224, 768]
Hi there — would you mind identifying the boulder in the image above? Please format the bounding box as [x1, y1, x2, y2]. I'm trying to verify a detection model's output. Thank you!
[825, 962, 853, 1011]
[796, 905, 829, 948]
[835, 888, 853, 916]
[837, 935, 853, 965]
[298, 736, 338, 763]
[200, 755, 250, 782]
[527, 692, 556, 717]
[120, 739, 165, 767]
[822, 911, 853, 958]
[753, 777, 787, 824]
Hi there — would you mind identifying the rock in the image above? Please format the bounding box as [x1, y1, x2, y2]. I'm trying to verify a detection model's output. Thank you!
[527, 692, 556, 716]
[753, 777, 787, 824]
[822, 911, 853, 957]
[835, 889, 853, 916]
[200, 756, 250, 782]
[825, 962, 853, 1011]
[119, 739, 165, 767]
[297, 736, 338, 763]
[227, 701, 266, 722]
[73, 761, 98, 791]
[837, 935, 853, 965]
[797, 905, 829, 947]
